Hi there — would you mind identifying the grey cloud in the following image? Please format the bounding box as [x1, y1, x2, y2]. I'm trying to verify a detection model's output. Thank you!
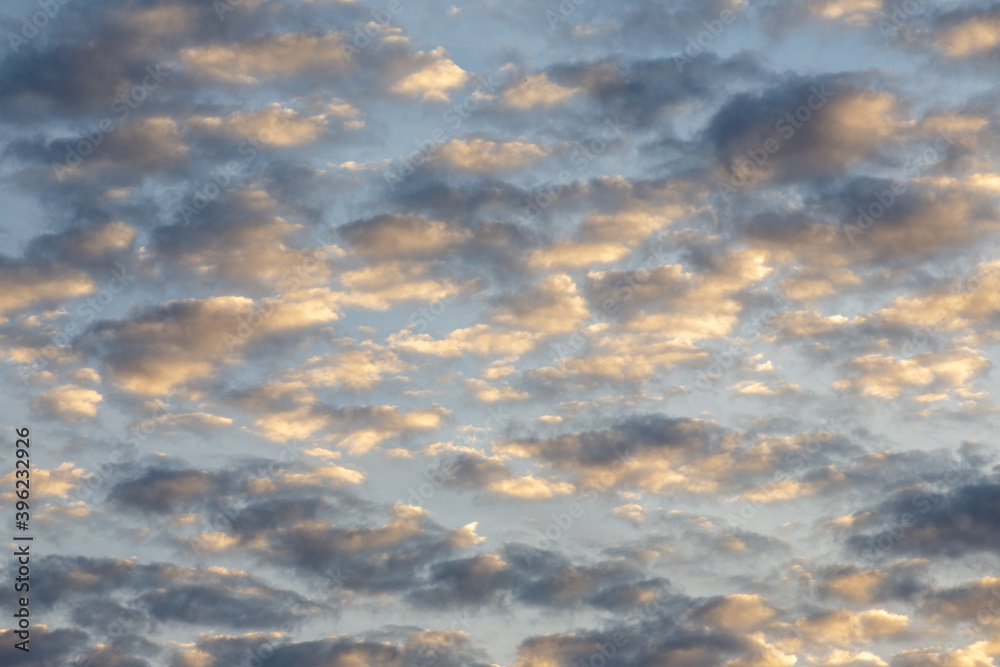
[30, 555, 318, 631]
[0, 626, 89, 666]
[168, 627, 494, 667]
[846, 473, 1000, 560]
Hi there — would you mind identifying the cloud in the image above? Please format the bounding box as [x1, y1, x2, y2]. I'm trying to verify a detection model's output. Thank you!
[0, 262, 94, 320]
[846, 474, 1000, 560]
[0, 626, 89, 666]
[180, 32, 353, 83]
[390, 47, 469, 102]
[503, 72, 581, 109]
[32, 383, 102, 421]
[338, 214, 470, 260]
[80, 290, 349, 396]
[694, 594, 777, 632]
[237, 394, 449, 452]
[152, 214, 340, 289]
[808, 0, 883, 26]
[82, 296, 255, 396]
[186, 105, 329, 147]
[795, 609, 909, 647]
[54, 117, 189, 181]
[5, 1, 1000, 663]
[462, 378, 530, 402]
[708, 77, 900, 186]
[1, 462, 88, 502]
[832, 348, 989, 399]
[30, 555, 319, 631]
[490, 273, 590, 335]
[431, 137, 551, 172]
[109, 468, 218, 514]
[390, 323, 539, 359]
[27, 220, 136, 267]
[487, 475, 575, 500]
[933, 10, 1000, 57]
[170, 628, 491, 667]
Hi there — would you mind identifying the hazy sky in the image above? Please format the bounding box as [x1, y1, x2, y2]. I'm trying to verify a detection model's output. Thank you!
[2, 0, 1000, 665]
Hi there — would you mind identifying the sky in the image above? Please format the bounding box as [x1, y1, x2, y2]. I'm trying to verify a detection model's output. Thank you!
[1, 0, 1000, 665]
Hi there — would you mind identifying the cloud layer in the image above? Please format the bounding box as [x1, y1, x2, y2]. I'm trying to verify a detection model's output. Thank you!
[2, 0, 1000, 665]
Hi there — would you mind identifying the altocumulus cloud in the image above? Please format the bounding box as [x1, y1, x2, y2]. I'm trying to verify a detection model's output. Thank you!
[2, 0, 1000, 664]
